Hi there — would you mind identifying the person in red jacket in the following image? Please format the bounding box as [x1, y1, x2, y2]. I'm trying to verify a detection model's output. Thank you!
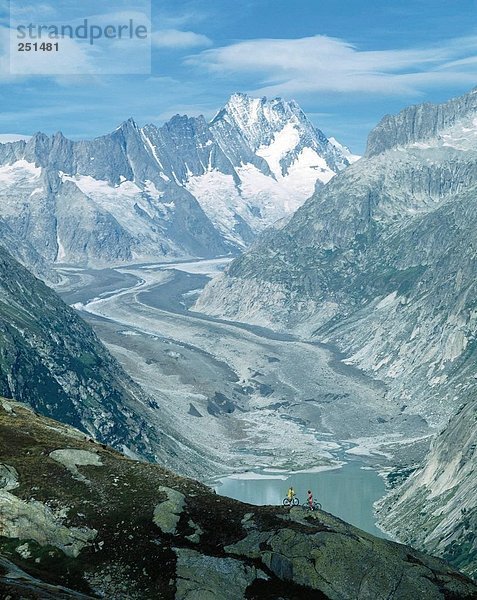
[307, 489, 314, 509]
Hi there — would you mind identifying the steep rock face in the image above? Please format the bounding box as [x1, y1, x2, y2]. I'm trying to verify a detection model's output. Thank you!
[0, 400, 475, 599]
[0, 218, 58, 283]
[0, 246, 225, 477]
[0, 245, 154, 457]
[192, 93, 357, 246]
[195, 87, 477, 573]
[0, 122, 230, 268]
[141, 93, 358, 249]
[377, 398, 477, 580]
[196, 88, 477, 426]
[141, 113, 257, 248]
[142, 115, 238, 183]
[210, 93, 353, 175]
[0, 94, 355, 269]
[366, 87, 477, 157]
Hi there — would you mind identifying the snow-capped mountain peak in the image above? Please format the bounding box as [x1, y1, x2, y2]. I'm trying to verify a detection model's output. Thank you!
[212, 92, 316, 155]
[188, 93, 359, 245]
[0, 93, 357, 267]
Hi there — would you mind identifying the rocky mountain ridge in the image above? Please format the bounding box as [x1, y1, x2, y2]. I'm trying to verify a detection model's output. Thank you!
[0, 121, 229, 267]
[366, 87, 477, 156]
[1, 399, 476, 599]
[0, 94, 355, 270]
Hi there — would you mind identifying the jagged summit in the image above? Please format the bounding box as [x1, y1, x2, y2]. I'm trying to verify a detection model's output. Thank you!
[211, 92, 307, 142]
[210, 92, 354, 180]
[212, 92, 331, 161]
[366, 87, 477, 157]
[110, 117, 140, 139]
[0, 93, 356, 268]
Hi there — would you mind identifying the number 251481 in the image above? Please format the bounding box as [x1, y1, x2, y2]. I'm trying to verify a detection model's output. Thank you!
[18, 42, 59, 51]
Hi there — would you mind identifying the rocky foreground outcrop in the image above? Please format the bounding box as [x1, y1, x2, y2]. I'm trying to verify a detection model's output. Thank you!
[0, 399, 476, 599]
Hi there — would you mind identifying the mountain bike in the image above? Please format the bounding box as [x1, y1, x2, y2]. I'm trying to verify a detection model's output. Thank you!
[302, 500, 322, 511]
[283, 496, 299, 507]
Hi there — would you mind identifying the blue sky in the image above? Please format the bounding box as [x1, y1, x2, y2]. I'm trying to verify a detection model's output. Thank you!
[1, 0, 477, 152]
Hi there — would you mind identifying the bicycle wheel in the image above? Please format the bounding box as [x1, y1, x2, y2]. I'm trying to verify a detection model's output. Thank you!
[314, 502, 322, 510]
[292, 497, 300, 506]
[283, 498, 291, 506]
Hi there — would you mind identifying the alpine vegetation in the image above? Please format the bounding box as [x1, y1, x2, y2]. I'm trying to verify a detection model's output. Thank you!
[1, 400, 476, 599]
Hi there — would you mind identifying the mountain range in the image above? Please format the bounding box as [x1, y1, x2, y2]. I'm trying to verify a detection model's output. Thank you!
[196, 87, 477, 577]
[0, 93, 355, 273]
[0, 85, 475, 583]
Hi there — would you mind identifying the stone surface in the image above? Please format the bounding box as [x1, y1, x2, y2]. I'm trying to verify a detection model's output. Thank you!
[0, 556, 94, 599]
[0, 465, 19, 491]
[49, 449, 102, 484]
[152, 486, 185, 535]
[0, 400, 475, 598]
[0, 490, 97, 558]
[185, 519, 203, 544]
[174, 547, 266, 600]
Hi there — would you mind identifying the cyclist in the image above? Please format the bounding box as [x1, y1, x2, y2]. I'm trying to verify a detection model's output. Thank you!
[287, 486, 296, 503]
[307, 489, 314, 509]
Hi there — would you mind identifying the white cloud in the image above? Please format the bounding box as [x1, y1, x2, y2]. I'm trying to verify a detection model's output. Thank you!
[187, 34, 477, 97]
[152, 5, 208, 30]
[153, 29, 212, 49]
[0, 134, 31, 142]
